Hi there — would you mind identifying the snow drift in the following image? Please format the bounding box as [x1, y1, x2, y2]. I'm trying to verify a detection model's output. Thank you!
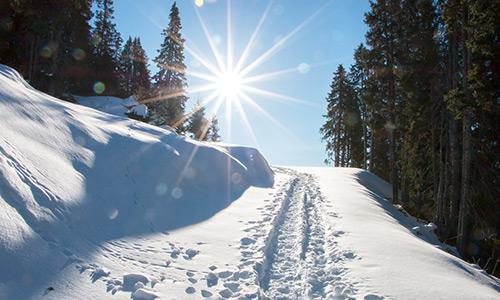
[73, 95, 148, 119]
[0, 65, 273, 298]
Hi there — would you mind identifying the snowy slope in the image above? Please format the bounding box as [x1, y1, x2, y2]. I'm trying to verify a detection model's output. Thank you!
[0, 65, 272, 299]
[0, 64, 499, 300]
[74, 95, 148, 118]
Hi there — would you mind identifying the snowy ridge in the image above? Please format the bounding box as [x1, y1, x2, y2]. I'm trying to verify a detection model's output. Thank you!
[74, 95, 149, 119]
[0, 65, 273, 299]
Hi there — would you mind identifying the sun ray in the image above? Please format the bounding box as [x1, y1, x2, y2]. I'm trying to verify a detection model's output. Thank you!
[226, 0, 233, 72]
[233, 95, 260, 147]
[183, 43, 222, 77]
[239, 0, 333, 77]
[239, 91, 292, 135]
[240, 59, 340, 84]
[225, 96, 233, 143]
[174, 143, 200, 188]
[242, 85, 320, 107]
[194, 5, 226, 73]
[172, 89, 220, 128]
[141, 84, 217, 105]
[233, 1, 273, 74]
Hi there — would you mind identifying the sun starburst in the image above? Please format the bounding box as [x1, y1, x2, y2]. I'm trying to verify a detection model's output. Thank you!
[141, 0, 334, 144]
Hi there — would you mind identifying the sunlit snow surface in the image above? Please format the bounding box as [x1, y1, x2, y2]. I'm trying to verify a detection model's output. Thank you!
[74, 95, 149, 119]
[0, 65, 499, 299]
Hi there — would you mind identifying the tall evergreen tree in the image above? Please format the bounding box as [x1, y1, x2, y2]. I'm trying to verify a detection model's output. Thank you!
[397, 0, 439, 213]
[207, 116, 221, 142]
[364, 0, 402, 202]
[321, 65, 363, 167]
[92, 0, 122, 96]
[187, 101, 209, 141]
[1, 0, 94, 97]
[152, 2, 188, 132]
[119, 37, 134, 95]
[131, 37, 152, 99]
[349, 44, 371, 169]
[118, 37, 151, 98]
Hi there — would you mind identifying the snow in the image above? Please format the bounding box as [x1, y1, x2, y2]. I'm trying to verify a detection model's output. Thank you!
[302, 167, 500, 299]
[74, 95, 148, 118]
[1, 64, 499, 299]
[0, 65, 273, 299]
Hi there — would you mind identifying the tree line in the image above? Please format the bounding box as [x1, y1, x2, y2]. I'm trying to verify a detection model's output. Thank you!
[321, 0, 499, 275]
[0, 0, 220, 142]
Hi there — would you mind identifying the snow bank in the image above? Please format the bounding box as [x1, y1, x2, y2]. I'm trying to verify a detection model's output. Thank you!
[74, 95, 148, 118]
[0, 65, 273, 298]
[216, 143, 274, 188]
[302, 167, 500, 300]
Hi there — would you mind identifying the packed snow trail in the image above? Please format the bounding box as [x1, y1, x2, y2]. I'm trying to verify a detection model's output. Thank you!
[257, 170, 355, 299]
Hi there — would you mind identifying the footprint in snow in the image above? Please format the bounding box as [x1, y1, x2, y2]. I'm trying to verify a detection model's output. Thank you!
[240, 237, 256, 246]
[170, 249, 181, 259]
[206, 272, 218, 287]
[184, 248, 199, 260]
[219, 288, 233, 298]
[201, 290, 213, 297]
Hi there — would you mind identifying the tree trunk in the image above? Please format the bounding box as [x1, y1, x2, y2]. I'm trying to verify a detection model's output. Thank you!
[457, 107, 472, 255]
[457, 5, 471, 256]
[448, 114, 461, 238]
[435, 115, 449, 237]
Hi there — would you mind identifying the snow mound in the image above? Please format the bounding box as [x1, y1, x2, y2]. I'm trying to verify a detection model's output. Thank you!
[0, 65, 273, 298]
[216, 143, 274, 188]
[74, 95, 148, 118]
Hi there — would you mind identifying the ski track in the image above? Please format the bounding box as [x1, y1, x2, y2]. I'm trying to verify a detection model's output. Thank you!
[258, 169, 357, 299]
[239, 168, 360, 300]
[70, 168, 362, 299]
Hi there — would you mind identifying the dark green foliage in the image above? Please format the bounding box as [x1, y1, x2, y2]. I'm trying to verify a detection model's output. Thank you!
[92, 0, 122, 96]
[321, 65, 363, 167]
[187, 101, 210, 141]
[323, 0, 499, 275]
[206, 116, 221, 142]
[151, 2, 188, 132]
[119, 37, 152, 99]
[0, 0, 95, 97]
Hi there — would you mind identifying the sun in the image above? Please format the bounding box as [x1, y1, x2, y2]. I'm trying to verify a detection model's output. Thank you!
[216, 70, 243, 100]
[142, 0, 332, 143]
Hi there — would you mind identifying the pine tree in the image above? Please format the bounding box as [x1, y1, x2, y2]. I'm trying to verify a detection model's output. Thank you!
[364, 0, 403, 202]
[207, 116, 221, 142]
[152, 2, 188, 132]
[131, 37, 152, 99]
[187, 101, 209, 141]
[119, 37, 151, 98]
[397, 0, 439, 214]
[321, 65, 363, 167]
[92, 0, 122, 96]
[0, 0, 94, 97]
[349, 44, 371, 169]
[119, 37, 134, 95]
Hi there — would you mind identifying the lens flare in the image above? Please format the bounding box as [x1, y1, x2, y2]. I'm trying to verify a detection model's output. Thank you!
[93, 82, 106, 94]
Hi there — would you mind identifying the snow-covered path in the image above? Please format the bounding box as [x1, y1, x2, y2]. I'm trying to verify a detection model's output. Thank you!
[261, 170, 350, 299]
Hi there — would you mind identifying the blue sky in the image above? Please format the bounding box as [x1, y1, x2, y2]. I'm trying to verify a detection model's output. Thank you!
[113, 0, 369, 166]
